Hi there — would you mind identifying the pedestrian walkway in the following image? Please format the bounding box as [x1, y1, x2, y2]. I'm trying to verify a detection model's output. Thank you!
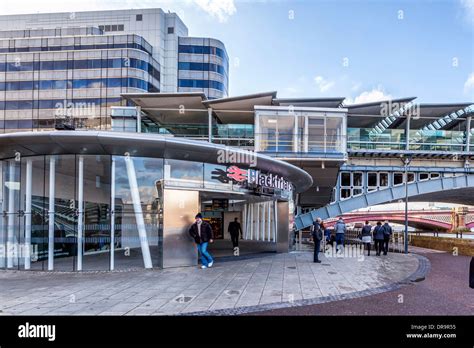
[0, 251, 423, 316]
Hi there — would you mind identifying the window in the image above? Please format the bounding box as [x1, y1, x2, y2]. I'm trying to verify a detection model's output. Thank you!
[368, 172, 377, 190]
[167, 27, 174, 34]
[394, 172, 403, 185]
[419, 173, 429, 181]
[353, 172, 363, 187]
[136, 14, 143, 21]
[118, 24, 124, 31]
[341, 172, 351, 186]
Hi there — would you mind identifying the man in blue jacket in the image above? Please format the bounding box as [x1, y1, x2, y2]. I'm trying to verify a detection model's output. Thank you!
[334, 217, 346, 253]
[382, 220, 393, 255]
[373, 221, 385, 256]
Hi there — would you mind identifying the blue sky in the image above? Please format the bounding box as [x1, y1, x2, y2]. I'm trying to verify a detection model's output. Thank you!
[4, 0, 474, 104]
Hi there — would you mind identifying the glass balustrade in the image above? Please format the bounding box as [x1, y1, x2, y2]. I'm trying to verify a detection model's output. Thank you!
[347, 128, 466, 152]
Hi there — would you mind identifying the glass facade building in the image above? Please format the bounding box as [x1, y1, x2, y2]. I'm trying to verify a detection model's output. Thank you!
[0, 132, 310, 271]
[178, 37, 229, 99]
[0, 9, 229, 133]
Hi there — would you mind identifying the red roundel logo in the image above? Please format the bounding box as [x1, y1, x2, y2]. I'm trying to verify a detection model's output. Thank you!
[226, 166, 248, 182]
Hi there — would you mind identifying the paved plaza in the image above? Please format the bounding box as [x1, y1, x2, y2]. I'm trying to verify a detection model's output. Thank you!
[0, 251, 425, 316]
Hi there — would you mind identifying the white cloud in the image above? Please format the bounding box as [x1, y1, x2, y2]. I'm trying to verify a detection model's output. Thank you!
[344, 87, 392, 105]
[464, 72, 474, 95]
[0, 0, 237, 23]
[351, 82, 362, 92]
[460, 0, 474, 22]
[193, 0, 236, 23]
[314, 75, 335, 93]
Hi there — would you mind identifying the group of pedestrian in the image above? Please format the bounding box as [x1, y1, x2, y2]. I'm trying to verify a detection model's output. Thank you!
[311, 217, 393, 262]
[361, 220, 393, 256]
[311, 217, 346, 263]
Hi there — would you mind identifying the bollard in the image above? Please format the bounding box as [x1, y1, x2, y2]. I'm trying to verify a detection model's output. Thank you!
[470, 257, 474, 289]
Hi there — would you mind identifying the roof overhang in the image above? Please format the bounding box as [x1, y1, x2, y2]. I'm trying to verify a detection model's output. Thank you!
[122, 92, 209, 125]
[345, 97, 417, 128]
[0, 131, 313, 193]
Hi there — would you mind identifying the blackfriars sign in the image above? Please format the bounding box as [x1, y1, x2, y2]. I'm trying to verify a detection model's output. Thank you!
[212, 165, 293, 191]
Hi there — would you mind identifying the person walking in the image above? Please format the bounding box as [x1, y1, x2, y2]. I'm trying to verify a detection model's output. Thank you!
[228, 217, 242, 249]
[382, 220, 393, 255]
[188, 213, 214, 269]
[334, 217, 346, 253]
[373, 221, 385, 256]
[361, 220, 373, 256]
[311, 217, 323, 263]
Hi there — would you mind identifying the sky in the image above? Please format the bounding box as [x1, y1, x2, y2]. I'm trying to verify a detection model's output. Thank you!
[1, 0, 473, 104]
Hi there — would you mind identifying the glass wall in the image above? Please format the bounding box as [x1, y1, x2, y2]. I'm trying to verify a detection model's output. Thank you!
[0, 154, 292, 271]
[256, 111, 346, 155]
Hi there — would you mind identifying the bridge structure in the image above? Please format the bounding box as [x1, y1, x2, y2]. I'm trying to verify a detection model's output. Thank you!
[116, 91, 474, 233]
[292, 100, 474, 230]
[322, 209, 474, 232]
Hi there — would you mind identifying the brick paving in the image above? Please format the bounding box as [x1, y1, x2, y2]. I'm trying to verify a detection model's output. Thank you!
[252, 247, 474, 316]
[0, 250, 422, 316]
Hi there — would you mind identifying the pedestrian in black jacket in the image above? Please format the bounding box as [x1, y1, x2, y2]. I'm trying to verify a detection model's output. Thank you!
[382, 220, 393, 255]
[228, 217, 242, 249]
[361, 221, 373, 256]
[373, 221, 385, 256]
[188, 213, 214, 269]
[312, 218, 323, 263]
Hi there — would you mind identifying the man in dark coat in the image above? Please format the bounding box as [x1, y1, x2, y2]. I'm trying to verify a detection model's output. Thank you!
[189, 213, 214, 269]
[312, 218, 323, 263]
[382, 220, 393, 255]
[373, 221, 385, 256]
[228, 217, 242, 249]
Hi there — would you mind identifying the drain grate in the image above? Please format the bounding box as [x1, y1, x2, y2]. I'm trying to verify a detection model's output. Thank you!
[287, 266, 296, 270]
[328, 271, 337, 274]
[173, 295, 194, 303]
[224, 290, 241, 296]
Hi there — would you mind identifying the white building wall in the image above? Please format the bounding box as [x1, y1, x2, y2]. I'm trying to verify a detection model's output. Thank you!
[0, 9, 189, 93]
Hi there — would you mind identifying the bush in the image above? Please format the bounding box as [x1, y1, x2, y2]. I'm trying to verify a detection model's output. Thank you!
[452, 227, 470, 233]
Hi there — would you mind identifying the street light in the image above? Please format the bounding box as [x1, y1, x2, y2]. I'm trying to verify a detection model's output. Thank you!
[402, 156, 412, 254]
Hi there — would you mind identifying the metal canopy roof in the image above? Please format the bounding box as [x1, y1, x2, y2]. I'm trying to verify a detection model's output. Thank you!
[122, 92, 209, 125]
[396, 103, 474, 130]
[203, 91, 277, 124]
[0, 131, 313, 193]
[273, 97, 345, 108]
[345, 97, 417, 128]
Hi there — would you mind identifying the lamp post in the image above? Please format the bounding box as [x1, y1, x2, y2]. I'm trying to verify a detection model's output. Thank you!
[403, 157, 411, 254]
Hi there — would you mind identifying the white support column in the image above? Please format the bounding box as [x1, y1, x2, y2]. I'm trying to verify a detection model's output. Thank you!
[7, 162, 16, 268]
[465, 116, 471, 152]
[267, 202, 271, 241]
[260, 203, 265, 241]
[24, 159, 32, 270]
[136, 106, 142, 133]
[249, 204, 253, 240]
[255, 113, 260, 151]
[208, 108, 213, 143]
[405, 115, 411, 151]
[48, 157, 55, 271]
[124, 156, 153, 269]
[273, 201, 278, 242]
[0, 161, 4, 268]
[110, 157, 116, 271]
[293, 114, 298, 153]
[304, 116, 309, 152]
[77, 156, 84, 271]
[255, 203, 260, 241]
